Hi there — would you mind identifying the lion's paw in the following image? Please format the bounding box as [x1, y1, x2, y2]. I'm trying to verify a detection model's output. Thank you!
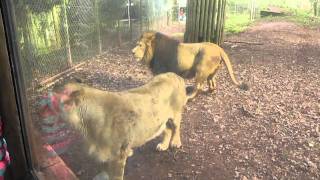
[170, 140, 182, 149]
[156, 143, 169, 151]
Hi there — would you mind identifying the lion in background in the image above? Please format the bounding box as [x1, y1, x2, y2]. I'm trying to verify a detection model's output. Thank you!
[54, 73, 188, 180]
[132, 31, 248, 99]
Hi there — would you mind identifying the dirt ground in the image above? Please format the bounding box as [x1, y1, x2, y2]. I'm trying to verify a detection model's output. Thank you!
[54, 20, 320, 180]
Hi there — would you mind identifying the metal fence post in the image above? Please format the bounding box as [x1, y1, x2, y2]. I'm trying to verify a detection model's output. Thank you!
[94, 0, 102, 54]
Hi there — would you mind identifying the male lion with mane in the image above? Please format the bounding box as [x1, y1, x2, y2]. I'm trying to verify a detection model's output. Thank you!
[132, 31, 248, 99]
[55, 73, 187, 180]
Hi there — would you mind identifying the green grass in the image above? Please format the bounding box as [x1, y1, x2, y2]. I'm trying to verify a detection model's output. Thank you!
[224, 9, 320, 36]
[256, 9, 320, 28]
[225, 13, 253, 35]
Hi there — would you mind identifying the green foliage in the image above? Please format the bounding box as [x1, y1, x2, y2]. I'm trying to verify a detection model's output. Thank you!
[256, 0, 310, 9]
[224, 13, 252, 35]
[224, 0, 317, 35]
[228, 0, 311, 10]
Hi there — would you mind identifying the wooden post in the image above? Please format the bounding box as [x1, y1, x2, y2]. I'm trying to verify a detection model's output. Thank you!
[206, 0, 214, 42]
[190, 0, 197, 42]
[194, 0, 201, 42]
[62, 0, 72, 67]
[184, 0, 190, 42]
[185, 0, 226, 44]
[199, 0, 205, 40]
[210, 0, 217, 42]
[219, 0, 226, 45]
[203, 0, 209, 41]
[214, 0, 222, 43]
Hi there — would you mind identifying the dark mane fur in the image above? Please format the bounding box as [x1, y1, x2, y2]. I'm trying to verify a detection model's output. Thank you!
[150, 32, 180, 75]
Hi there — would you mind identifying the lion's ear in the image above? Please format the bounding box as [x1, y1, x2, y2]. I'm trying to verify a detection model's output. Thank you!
[146, 35, 155, 47]
[70, 89, 83, 98]
[148, 33, 155, 41]
[65, 89, 84, 106]
[142, 31, 156, 40]
[74, 77, 84, 83]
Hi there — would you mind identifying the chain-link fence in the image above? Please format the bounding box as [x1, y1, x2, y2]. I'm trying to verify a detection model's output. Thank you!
[226, 1, 260, 19]
[11, 0, 181, 88]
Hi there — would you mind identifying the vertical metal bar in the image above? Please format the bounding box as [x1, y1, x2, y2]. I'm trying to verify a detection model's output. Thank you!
[94, 0, 102, 54]
[139, 0, 143, 34]
[0, 1, 35, 178]
[128, 0, 132, 40]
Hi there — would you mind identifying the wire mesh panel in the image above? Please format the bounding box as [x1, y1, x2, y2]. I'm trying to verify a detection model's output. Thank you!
[12, 0, 180, 89]
[67, 0, 98, 62]
[9, 0, 185, 179]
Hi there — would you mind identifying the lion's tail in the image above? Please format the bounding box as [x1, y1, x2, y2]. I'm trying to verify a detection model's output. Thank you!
[220, 47, 249, 91]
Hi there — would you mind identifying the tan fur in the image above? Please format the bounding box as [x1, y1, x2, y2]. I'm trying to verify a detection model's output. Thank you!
[58, 73, 187, 180]
[132, 31, 248, 99]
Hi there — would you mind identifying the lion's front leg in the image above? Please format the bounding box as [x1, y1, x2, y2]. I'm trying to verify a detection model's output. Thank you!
[170, 113, 182, 149]
[107, 156, 127, 180]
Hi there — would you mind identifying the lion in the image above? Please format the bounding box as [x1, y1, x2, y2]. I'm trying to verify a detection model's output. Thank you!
[132, 31, 248, 99]
[54, 73, 188, 180]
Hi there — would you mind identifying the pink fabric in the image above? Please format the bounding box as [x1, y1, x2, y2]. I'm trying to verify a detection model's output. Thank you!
[39, 92, 75, 156]
[0, 117, 10, 177]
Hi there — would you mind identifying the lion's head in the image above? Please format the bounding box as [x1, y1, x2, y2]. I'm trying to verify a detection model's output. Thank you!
[132, 31, 156, 65]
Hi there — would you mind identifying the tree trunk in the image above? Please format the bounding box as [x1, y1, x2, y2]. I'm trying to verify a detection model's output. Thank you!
[184, 0, 226, 45]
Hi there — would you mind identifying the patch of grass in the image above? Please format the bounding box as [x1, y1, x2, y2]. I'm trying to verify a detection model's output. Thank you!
[258, 10, 320, 28]
[225, 13, 253, 35]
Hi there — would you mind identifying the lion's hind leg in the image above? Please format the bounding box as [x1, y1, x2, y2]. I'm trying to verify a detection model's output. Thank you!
[207, 73, 217, 93]
[207, 59, 221, 93]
